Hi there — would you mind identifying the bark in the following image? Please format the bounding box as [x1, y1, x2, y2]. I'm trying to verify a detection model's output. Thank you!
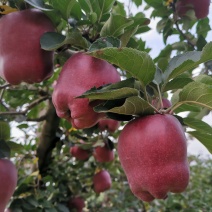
[36, 100, 60, 174]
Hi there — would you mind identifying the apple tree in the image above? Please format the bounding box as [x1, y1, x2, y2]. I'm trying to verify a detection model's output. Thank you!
[0, 0, 212, 211]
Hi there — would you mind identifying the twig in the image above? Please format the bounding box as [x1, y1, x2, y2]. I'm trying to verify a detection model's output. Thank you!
[0, 83, 10, 89]
[0, 96, 50, 116]
[175, 20, 196, 48]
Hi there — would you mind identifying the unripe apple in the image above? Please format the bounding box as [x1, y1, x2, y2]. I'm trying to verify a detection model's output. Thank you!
[0, 159, 18, 212]
[176, 0, 210, 19]
[67, 196, 85, 212]
[52, 53, 121, 129]
[118, 114, 189, 202]
[93, 144, 114, 163]
[70, 146, 90, 161]
[97, 119, 120, 133]
[0, 9, 55, 85]
[93, 170, 112, 193]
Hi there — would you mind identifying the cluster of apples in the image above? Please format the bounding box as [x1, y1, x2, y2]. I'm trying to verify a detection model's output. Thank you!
[175, 0, 210, 19]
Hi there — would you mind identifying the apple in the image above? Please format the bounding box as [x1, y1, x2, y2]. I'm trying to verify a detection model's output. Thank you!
[52, 52, 121, 129]
[93, 170, 112, 193]
[68, 196, 85, 212]
[176, 0, 210, 19]
[0, 159, 17, 212]
[97, 119, 120, 133]
[118, 114, 190, 202]
[93, 144, 114, 163]
[70, 146, 90, 161]
[0, 9, 55, 85]
[152, 98, 172, 110]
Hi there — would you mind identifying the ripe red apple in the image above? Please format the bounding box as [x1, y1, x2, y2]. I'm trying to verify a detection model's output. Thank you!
[118, 114, 189, 202]
[97, 119, 120, 133]
[70, 146, 90, 161]
[52, 52, 121, 129]
[93, 144, 114, 163]
[67, 196, 85, 212]
[0, 159, 18, 212]
[0, 9, 55, 85]
[176, 0, 210, 19]
[93, 170, 112, 193]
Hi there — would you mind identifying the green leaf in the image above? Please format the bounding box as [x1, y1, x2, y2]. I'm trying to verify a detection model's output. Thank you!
[188, 131, 212, 154]
[100, 13, 134, 37]
[97, 0, 116, 21]
[0, 121, 10, 141]
[162, 74, 193, 92]
[88, 37, 121, 52]
[132, 0, 142, 7]
[164, 42, 212, 81]
[40, 32, 66, 51]
[51, 0, 75, 20]
[79, 78, 139, 100]
[7, 141, 23, 152]
[40, 30, 89, 51]
[0, 140, 10, 158]
[80, 87, 139, 100]
[177, 81, 212, 110]
[194, 75, 212, 85]
[24, 0, 53, 10]
[183, 117, 212, 134]
[95, 96, 154, 116]
[88, 47, 156, 86]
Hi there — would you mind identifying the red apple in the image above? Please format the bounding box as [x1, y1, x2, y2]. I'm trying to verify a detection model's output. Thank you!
[52, 52, 121, 129]
[93, 144, 114, 163]
[176, 0, 210, 19]
[0, 9, 55, 85]
[93, 170, 112, 193]
[0, 159, 17, 212]
[70, 146, 90, 161]
[98, 119, 120, 133]
[68, 196, 85, 212]
[118, 114, 189, 202]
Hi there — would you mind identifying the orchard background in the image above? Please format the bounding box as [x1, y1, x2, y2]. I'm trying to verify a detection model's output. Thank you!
[0, 0, 212, 211]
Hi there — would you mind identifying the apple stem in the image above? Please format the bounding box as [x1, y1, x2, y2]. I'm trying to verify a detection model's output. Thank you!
[157, 84, 163, 110]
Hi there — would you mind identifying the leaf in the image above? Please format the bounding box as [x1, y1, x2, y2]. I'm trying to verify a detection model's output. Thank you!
[7, 141, 23, 152]
[178, 81, 212, 110]
[97, 0, 116, 21]
[80, 87, 139, 100]
[162, 74, 193, 92]
[51, 0, 75, 20]
[79, 78, 138, 100]
[0, 140, 10, 158]
[95, 96, 154, 116]
[188, 131, 212, 154]
[88, 47, 156, 86]
[88, 37, 121, 52]
[40, 32, 66, 51]
[164, 42, 212, 81]
[24, 0, 53, 10]
[194, 74, 212, 85]
[183, 117, 212, 134]
[0, 121, 10, 141]
[40, 30, 89, 51]
[100, 13, 134, 37]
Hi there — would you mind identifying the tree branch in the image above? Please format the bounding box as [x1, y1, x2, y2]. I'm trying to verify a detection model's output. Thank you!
[0, 96, 50, 116]
[36, 100, 60, 174]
